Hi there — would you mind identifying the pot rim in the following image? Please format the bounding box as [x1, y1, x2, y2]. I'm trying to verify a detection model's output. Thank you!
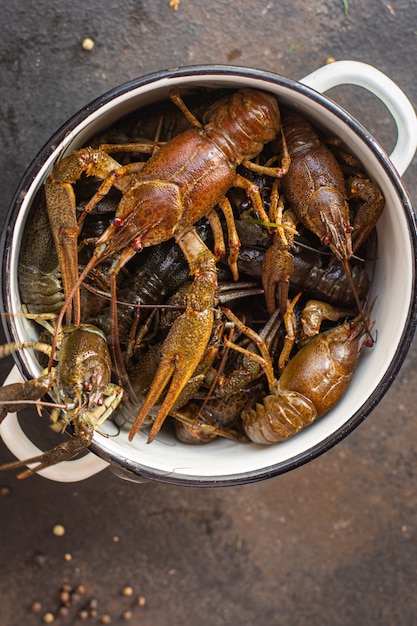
[1, 64, 416, 486]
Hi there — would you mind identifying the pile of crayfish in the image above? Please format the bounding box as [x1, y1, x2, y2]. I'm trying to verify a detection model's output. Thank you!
[0, 86, 384, 477]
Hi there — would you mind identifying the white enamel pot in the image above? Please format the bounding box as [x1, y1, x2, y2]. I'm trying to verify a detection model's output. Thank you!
[1, 61, 417, 484]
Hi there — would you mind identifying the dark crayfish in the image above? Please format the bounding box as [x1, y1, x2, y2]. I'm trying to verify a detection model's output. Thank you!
[45, 88, 291, 443]
[0, 325, 122, 478]
[19, 197, 64, 317]
[234, 220, 372, 308]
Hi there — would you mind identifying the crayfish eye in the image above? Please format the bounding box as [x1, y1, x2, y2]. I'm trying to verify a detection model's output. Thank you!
[132, 238, 143, 252]
[345, 225, 354, 233]
[83, 381, 92, 392]
[112, 217, 124, 228]
[349, 320, 357, 331]
[365, 337, 373, 347]
[323, 234, 332, 245]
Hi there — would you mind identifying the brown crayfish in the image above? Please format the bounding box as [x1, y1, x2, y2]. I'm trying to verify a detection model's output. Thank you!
[0, 325, 122, 478]
[44, 88, 291, 443]
[261, 108, 384, 317]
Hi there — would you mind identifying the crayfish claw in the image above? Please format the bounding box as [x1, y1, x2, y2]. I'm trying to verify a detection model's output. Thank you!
[262, 239, 294, 316]
[129, 260, 218, 443]
[261, 207, 298, 317]
[0, 430, 93, 479]
[129, 305, 215, 443]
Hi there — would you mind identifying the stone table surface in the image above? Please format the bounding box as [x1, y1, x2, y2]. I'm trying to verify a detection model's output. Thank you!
[0, 2, 417, 625]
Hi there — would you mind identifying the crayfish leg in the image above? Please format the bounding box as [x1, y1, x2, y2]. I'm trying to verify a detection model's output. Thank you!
[169, 87, 205, 128]
[254, 182, 298, 317]
[277, 292, 303, 372]
[241, 129, 291, 179]
[220, 306, 279, 393]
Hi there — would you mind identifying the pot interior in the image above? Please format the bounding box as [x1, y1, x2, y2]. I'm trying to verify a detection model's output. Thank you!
[4, 69, 416, 485]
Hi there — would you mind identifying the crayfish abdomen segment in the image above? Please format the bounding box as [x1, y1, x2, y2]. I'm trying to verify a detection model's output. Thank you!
[204, 90, 281, 162]
[243, 390, 317, 444]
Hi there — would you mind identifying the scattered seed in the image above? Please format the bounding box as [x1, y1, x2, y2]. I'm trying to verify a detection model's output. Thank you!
[82, 37, 95, 51]
[1, 486, 10, 496]
[122, 610, 132, 620]
[30, 601, 42, 613]
[57, 606, 69, 618]
[74, 584, 86, 595]
[137, 596, 146, 607]
[112, 536, 120, 543]
[88, 598, 98, 610]
[33, 551, 47, 567]
[100, 614, 112, 624]
[326, 57, 336, 64]
[64, 553, 72, 561]
[78, 609, 89, 620]
[61, 583, 72, 592]
[43, 612, 55, 623]
[59, 590, 71, 606]
[122, 586, 133, 597]
[52, 524, 65, 537]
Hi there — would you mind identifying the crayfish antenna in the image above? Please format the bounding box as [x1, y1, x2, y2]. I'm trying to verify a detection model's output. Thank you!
[340, 258, 363, 315]
[109, 273, 140, 406]
[337, 256, 375, 335]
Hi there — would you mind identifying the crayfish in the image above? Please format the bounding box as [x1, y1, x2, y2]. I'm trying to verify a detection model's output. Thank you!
[242, 301, 374, 443]
[0, 324, 122, 478]
[44, 88, 291, 443]
[169, 296, 374, 445]
[1, 87, 384, 465]
[261, 108, 384, 317]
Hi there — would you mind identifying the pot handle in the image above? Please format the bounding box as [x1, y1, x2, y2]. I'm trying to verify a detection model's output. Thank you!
[0, 365, 109, 482]
[300, 60, 417, 176]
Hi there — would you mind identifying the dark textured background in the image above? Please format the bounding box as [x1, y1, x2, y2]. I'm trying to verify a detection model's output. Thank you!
[1, 2, 417, 625]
